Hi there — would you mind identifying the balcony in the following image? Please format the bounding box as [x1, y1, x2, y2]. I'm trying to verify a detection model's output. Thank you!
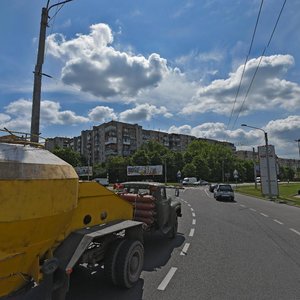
[123, 138, 131, 145]
[105, 149, 118, 156]
[105, 137, 117, 145]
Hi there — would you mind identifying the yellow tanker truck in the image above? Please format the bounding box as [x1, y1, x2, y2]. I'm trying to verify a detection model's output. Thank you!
[0, 133, 144, 299]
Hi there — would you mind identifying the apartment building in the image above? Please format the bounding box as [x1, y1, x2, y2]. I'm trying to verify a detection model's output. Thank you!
[45, 137, 72, 151]
[46, 120, 236, 165]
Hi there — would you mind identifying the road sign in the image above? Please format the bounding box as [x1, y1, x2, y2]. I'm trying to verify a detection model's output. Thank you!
[233, 169, 239, 179]
[258, 145, 278, 197]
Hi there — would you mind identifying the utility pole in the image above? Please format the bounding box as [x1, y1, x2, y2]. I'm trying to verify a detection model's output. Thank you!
[30, 0, 73, 143]
[295, 139, 300, 179]
[264, 132, 272, 199]
[253, 147, 257, 189]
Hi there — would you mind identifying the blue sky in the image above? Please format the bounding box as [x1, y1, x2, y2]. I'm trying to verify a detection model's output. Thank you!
[1, 0, 300, 158]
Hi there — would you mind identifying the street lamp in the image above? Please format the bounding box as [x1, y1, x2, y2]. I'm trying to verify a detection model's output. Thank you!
[241, 124, 272, 199]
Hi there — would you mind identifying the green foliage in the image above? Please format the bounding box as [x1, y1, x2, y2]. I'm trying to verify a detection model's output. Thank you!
[131, 149, 149, 165]
[52, 147, 82, 167]
[279, 166, 295, 180]
[182, 163, 197, 177]
[106, 156, 129, 183]
[93, 163, 107, 178]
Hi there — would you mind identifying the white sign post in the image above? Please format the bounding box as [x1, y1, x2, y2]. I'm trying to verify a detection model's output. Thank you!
[258, 145, 278, 197]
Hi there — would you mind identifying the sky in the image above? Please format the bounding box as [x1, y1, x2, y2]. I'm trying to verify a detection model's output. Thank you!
[0, 0, 300, 159]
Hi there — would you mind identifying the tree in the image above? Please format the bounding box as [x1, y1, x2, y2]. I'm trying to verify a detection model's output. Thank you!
[106, 156, 129, 183]
[131, 149, 149, 165]
[182, 163, 197, 178]
[52, 147, 81, 167]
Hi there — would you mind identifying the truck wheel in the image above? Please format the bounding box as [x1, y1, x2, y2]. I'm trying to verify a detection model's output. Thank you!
[168, 215, 178, 239]
[52, 272, 69, 300]
[115, 239, 144, 288]
[104, 239, 126, 285]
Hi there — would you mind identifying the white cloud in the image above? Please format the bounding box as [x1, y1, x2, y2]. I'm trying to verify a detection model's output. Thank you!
[182, 55, 300, 117]
[46, 23, 168, 98]
[119, 104, 172, 123]
[135, 67, 199, 111]
[88, 106, 117, 122]
[1, 99, 88, 133]
[168, 116, 300, 158]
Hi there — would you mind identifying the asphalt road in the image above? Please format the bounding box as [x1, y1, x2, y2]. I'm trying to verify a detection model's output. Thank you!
[67, 187, 300, 300]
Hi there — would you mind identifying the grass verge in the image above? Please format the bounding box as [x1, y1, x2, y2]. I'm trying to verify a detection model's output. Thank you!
[236, 183, 300, 207]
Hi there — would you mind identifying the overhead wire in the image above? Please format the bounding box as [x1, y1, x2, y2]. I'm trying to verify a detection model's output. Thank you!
[227, 0, 264, 130]
[232, 0, 287, 129]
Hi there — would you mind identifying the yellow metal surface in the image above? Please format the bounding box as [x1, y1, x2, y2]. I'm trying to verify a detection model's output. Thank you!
[0, 143, 134, 297]
[65, 182, 133, 233]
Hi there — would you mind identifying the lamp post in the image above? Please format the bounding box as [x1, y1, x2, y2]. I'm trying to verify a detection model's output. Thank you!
[241, 124, 272, 199]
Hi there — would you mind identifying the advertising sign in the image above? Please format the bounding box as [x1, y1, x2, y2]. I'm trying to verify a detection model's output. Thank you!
[75, 166, 93, 177]
[258, 145, 278, 197]
[127, 165, 163, 176]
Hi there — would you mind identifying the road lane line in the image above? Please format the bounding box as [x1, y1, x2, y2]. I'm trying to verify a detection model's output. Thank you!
[192, 212, 196, 217]
[260, 213, 269, 217]
[290, 228, 300, 236]
[157, 267, 177, 291]
[188, 204, 191, 207]
[189, 228, 195, 237]
[192, 219, 196, 225]
[180, 243, 190, 255]
[250, 208, 256, 212]
[240, 204, 246, 208]
[273, 219, 283, 225]
[191, 208, 194, 212]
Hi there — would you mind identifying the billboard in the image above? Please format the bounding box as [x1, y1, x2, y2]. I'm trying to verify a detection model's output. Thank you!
[258, 145, 278, 197]
[75, 166, 93, 177]
[127, 165, 163, 176]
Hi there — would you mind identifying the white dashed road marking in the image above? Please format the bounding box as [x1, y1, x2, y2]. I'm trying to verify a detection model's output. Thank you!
[189, 228, 195, 237]
[260, 213, 269, 217]
[289, 228, 300, 236]
[192, 219, 196, 225]
[192, 212, 196, 217]
[250, 208, 256, 212]
[180, 243, 190, 255]
[157, 267, 177, 291]
[273, 219, 283, 225]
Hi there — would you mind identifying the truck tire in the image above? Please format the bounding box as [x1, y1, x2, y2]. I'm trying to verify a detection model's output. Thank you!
[52, 272, 69, 300]
[115, 240, 144, 288]
[104, 239, 126, 285]
[168, 215, 178, 239]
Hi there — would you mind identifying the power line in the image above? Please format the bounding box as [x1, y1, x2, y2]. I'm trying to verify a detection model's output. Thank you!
[227, 0, 264, 130]
[232, 0, 287, 129]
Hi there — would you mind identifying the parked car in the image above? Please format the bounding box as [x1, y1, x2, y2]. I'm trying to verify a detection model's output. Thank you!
[182, 177, 197, 185]
[209, 183, 218, 192]
[214, 184, 235, 201]
[193, 179, 209, 186]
